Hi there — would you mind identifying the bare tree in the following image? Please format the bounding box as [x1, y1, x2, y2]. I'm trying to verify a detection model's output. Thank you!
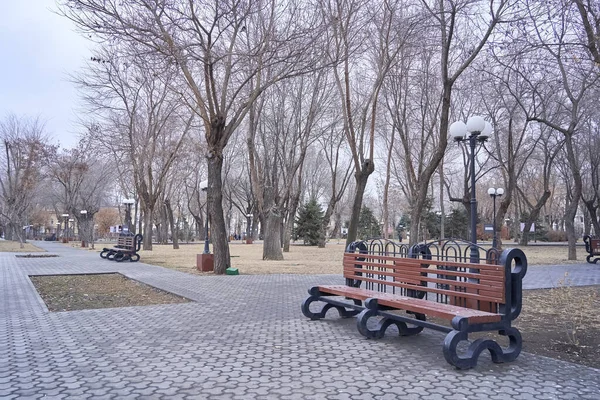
[520, 0, 600, 259]
[45, 140, 114, 249]
[0, 115, 52, 247]
[74, 47, 194, 250]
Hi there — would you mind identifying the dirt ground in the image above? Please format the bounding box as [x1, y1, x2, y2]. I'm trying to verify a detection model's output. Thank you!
[29, 273, 190, 312]
[517, 286, 600, 369]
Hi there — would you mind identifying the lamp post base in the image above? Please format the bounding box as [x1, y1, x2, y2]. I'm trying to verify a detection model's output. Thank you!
[196, 253, 214, 272]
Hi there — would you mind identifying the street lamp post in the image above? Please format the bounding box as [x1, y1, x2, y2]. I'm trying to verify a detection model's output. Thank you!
[487, 188, 504, 249]
[61, 214, 69, 243]
[449, 116, 493, 263]
[196, 179, 214, 272]
[123, 199, 135, 235]
[80, 210, 88, 247]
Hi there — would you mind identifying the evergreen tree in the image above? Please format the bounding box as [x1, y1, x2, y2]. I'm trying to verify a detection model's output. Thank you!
[358, 206, 381, 239]
[295, 198, 324, 245]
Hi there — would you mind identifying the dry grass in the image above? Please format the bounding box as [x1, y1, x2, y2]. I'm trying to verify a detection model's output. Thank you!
[0, 240, 44, 253]
[138, 242, 349, 275]
[127, 241, 587, 275]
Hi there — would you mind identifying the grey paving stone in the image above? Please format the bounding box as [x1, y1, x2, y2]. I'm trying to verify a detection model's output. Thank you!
[1, 241, 599, 399]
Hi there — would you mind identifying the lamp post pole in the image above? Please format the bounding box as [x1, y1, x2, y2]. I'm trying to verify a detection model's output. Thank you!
[123, 199, 134, 235]
[201, 181, 210, 254]
[468, 134, 478, 263]
[80, 210, 88, 247]
[449, 116, 493, 264]
[196, 179, 214, 272]
[61, 214, 69, 243]
[488, 188, 504, 249]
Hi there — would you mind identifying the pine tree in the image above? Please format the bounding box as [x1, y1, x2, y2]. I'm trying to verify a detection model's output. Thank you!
[295, 198, 324, 245]
[358, 206, 381, 239]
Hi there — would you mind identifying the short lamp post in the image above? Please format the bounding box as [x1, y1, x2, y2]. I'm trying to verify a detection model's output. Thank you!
[61, 214, 69, 243]
[246, 213, 253, 244]
[123, 198, 135, 235]
[487, 188, 504, 249]
[80, 210, 88, 247]
[449, 116, 493, 264]
[197, 179, 214, 272]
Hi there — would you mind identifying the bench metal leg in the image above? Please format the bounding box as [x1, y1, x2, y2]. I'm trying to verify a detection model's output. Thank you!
[443, 327, 522, 369]
[586, 254, 600, 264]
[356, 300, 425, 339]
[301, 294, 360, 321]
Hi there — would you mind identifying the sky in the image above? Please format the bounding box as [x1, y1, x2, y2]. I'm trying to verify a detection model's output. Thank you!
[0, 1, 93, 149]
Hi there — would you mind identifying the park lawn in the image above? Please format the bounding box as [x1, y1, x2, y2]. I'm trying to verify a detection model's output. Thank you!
[0, 240, 45, 253]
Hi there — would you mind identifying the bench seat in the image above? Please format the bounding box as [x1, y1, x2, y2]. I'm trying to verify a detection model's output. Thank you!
[317, 285, 502, 324]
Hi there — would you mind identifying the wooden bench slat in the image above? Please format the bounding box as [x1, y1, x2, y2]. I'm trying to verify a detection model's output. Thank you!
[317, 285, 502, 324]
[344, 254, 503, 271]
[345, 263, 505, 282]
[340, 274, 505, 303]
[343, 266, 505, 295]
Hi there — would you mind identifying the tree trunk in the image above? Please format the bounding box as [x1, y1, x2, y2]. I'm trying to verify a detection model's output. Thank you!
[564, 135, 583, 260]
[519, 191, 551, 246]
[283, 193, 301, 252]
[143, 210, 153, 250]
[207, 154, 231, 274]
[345, 161, 375, 247]
[583, 199, 600, 235]
[165, 200, 179, 250]
[263, 187, 284, 260]
[318, 198, 336, 248]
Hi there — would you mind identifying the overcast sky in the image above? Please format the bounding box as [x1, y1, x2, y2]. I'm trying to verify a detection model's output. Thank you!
[0, 1, 92, 149]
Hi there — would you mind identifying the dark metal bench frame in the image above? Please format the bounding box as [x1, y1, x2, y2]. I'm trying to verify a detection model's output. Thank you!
[301, 238, 527, 369]
[583, 235, 600, 263]
[100, 234, 143, 262]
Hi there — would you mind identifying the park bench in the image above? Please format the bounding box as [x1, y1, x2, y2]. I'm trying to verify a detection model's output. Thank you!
[100, 234, 143, 262]
[302, 239, 528, 369]
[583, 235, 600, 263]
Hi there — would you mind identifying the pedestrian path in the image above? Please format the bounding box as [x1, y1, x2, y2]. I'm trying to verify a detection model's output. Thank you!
[1, 241, 599, 399]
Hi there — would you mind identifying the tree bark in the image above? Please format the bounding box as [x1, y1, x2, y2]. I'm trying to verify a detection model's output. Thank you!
[262, 186, 284, 260]
[143, 211, 153, 250]
[165, 200, 179, 249]
[345, 161, 375, 247]
[207, 154, 231, 274]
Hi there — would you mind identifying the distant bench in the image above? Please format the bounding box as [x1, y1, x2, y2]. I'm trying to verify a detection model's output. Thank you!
[583, 235, 600, 263]
[302, 239, 527, 369]
[100, 234, 143, 262]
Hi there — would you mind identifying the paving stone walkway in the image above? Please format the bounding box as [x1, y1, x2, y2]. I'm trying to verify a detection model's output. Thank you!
[1, 241, 599, 399]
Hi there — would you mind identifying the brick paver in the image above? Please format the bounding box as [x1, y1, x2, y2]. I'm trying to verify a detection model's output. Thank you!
[1, 241, 599, 399]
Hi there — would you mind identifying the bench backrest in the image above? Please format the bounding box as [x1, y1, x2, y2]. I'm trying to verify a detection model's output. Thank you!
[117, 236, 135, 248]
[583, 235, 600, 255]
[344, 239, 527, 321]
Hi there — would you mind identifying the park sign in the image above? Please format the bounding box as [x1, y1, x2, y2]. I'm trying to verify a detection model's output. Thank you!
[483, 224, 494, 233]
